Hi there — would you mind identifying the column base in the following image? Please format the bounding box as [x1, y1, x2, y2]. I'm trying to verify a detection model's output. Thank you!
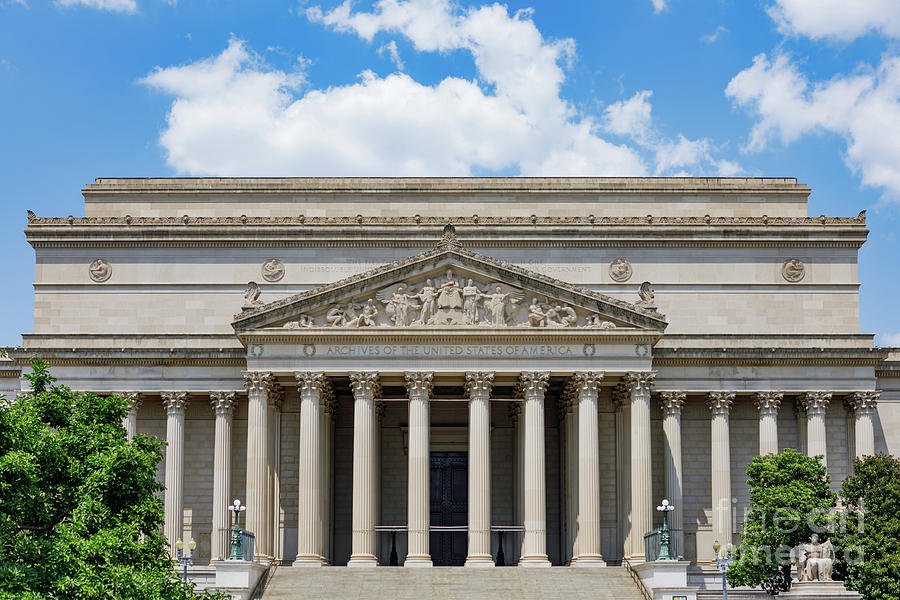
[347, 555, 379, 568]
[293, 554, 327, 567]
[626, 554, 646, 565]
[572, 554, 607, 567]
[465, 555, 495, 568]
[519, 555, 552, 568]
[404, 555, 433, 567]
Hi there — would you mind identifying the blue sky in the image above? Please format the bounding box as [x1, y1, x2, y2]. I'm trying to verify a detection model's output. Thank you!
[1, 0, 899, 345]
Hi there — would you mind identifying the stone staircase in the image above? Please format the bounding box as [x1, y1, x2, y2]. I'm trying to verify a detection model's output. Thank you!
[258, 566, 647, 600]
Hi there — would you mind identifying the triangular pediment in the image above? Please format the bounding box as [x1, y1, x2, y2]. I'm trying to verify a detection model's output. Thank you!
[232, 226, 667, 334]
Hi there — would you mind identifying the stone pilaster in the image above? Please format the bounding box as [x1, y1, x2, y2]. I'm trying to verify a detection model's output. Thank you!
[802, 392, 832, 467]
[121, 392, 142, 440]
[847, 391, 879, 458]
[755, 392, 783, 456]
[659, 391, 685, 556]
[573, 372, 605, 566]
[518, 371, 551, 567]
[294, 372, 330, 566]
[244, 372, 275, 561]
[162, 391, 189, 557]
[405, 372, 434, 567]
[348, 372, 381, 567]
[210, 391, 238, 561]
[708, 391, 734, 551]
[465, 371, 495, 567]
[627, 371, 655, 562]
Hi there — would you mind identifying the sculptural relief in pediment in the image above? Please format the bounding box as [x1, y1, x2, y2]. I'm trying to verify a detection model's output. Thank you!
[278, 267, 620, 330]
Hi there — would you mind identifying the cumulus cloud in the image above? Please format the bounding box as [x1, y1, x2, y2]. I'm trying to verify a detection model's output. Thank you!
[55, 0, 137, 13]
[603, 90, 653, 141]
[726, 52, 900, 199]
[768, 0, 900, 41]
[650, 0, 667, 14]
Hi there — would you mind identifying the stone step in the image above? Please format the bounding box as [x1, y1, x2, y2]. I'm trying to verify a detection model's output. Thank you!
[258, 566, 646, 600]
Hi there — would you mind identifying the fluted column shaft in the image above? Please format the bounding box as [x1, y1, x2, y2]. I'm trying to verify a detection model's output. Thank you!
[803, 392, 831, 467]
[211, 392, 237, 560]
[849, 391, 879, 458]
[244, 373, 273, 561]
[163, 392, 189, 557]
[756, 392, 783, 456]
[465, 372, 494, 567]
[295, 372, 329, 566]
[405, 372, 434, 567]
[121, 392, 141, 440]
[627, 372, 655, 562]
[574, 373, 605, 566]
[349, 373, 380, 567]
[519, 371, 551, 567]
[660, 391, 685, 556]
[708, 392, 734, 551]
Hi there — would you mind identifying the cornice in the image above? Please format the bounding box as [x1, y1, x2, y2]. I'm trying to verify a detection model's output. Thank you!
[5, 347, 246, 368]
[653, 346, 889, 367]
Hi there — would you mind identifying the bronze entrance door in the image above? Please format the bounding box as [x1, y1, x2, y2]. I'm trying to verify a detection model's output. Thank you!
[429, 451, 467, 566]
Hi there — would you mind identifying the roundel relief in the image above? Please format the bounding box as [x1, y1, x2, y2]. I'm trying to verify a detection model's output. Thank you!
[262, 258, 285, 282]
[608, 258, 632, 282]
[781, 258, 805, 282]
[88, 258, 112, 282]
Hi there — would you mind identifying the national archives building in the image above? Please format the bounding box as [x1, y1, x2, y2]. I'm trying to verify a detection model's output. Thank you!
[3, 177, 898, 594]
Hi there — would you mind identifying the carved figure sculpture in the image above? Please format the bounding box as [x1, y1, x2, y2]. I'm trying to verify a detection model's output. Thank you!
[483, 286, 520, 326]
[793, 534, 835, 582]
[462, 279, 484, 325]
[285, 314, 313, 329]
[326, 305, 349, 327]
[242, 281, 263, 308]
[354, 299, 379, 327]
[608, 258, 632, 282]
[528, 298, 547, 327]
[636, 281, 656, 309]
[437, 269, 464, 310]
[415, 279, 438, 324]
[89, 258, 112, 282]
[262, 258, 285, 282]
[379, 284, 418, 326]
[782, 258, 806, 282]
[546, 305, 577, 327]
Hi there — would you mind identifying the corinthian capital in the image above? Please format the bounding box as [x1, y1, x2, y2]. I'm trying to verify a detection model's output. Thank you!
[707, 391, 735, 415]
[847, 391, 879, 415]
[295, 372, 329, 397]
[404, 372, 433, 399]
[802, 391, 831, 415]
[210, 391, 238, 416]
[659, 391, 686, 416]
[162, 391, 190, 414]
[572, 372, 603, 396]
[755, 391, 783, 415]
[465, 372, 494, 399]
[517, 371, 550, 397]
[625, 371, 656, 394]
[243, 371, 275, 393]
[119, 391, 142, 411]
[350, 372, 381, 399]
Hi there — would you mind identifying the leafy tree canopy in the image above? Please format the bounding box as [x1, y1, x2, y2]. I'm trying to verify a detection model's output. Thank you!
[0, 358, 225, 600]
[727, 448, 836, 589]
[833, 454, 900, 600]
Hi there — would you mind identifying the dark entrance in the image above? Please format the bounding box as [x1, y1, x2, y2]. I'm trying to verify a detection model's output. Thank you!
[429, 451, 467, 566]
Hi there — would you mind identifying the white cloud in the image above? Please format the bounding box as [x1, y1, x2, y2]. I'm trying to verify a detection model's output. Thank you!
[377, 40, 404, 70]
[55, 0, 137, 13]
[650, 0, 667, 14]
[726, 52, 900, 200]
[701, 25, 729, 44]
[603, 90, 653, 141]
[768, 0, 900, 41]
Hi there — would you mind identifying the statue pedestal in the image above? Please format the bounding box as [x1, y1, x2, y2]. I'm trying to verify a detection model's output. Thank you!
[780, 581, 862, 600]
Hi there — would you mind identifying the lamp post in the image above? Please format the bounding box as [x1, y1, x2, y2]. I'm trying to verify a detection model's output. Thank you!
[656, 499, 675, 560]
[713, 540, 733, 600]
[175, 537, 196, 583]
[229, 499, 247, 560]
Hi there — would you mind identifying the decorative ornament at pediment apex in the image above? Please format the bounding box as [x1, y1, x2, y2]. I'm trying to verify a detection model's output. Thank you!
[636, 281, 657, 311]
[707, 391, 735, 415]
[802, 391, 831, 414]
[242, 281, 264, 309]
[210, 391, 238, 415]
[659, 391, 686, 416]
[405, 372, 434, 398]
[162, 391, 190, 413]
[782, 258, 806, 282]
[439, 223, 462, 248]
[755, 391, 783, 414]
[465, 372, 494, 398]
[517, 372, 550, 398]
[349, 372, 382, 399]
[847, 390, 879, 415]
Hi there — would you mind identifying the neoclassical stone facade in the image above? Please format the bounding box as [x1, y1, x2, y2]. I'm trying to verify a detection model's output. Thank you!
[3, 178, 899, 587]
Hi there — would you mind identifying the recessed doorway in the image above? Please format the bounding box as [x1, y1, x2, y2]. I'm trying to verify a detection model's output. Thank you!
[429, 451, 467, 566]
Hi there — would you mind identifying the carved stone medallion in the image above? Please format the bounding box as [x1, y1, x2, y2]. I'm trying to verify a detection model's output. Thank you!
[608, 258, 633, 282]
[782, 258, 805, 282]
[262, 258, 285, 282]
[88, 258, 112, 282]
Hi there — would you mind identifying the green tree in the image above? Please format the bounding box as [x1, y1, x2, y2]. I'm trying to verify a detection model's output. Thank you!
[833, 454, 900, 600]
[727, 448, 836, 589]
[0, 358, 225, 600]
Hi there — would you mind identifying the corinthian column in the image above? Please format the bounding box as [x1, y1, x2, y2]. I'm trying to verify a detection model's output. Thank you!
[613, 384, 631, 562]
[295, 372, 329, 566]
[660, 391, 685, 557]
[519, 371, 551, 567]
[121, 392, 141, 440]
[755, 392, 782, 456]
[162, 391, 189, 557]
[210, 391, 238, 560]
[802, 392, 832, 467]
[405, 372, 434, 567]
[627, 372, 655, 562]
[708, 391, 734, 551]
[348, 372, 381, 567]
[573, 372, 605, 566]
[465, 372, 495, 567]
[561, 387, 578, 564]
[244, 372, 275, 561]
[270, 389, 283, 562]
[848, 391, 879, 458]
